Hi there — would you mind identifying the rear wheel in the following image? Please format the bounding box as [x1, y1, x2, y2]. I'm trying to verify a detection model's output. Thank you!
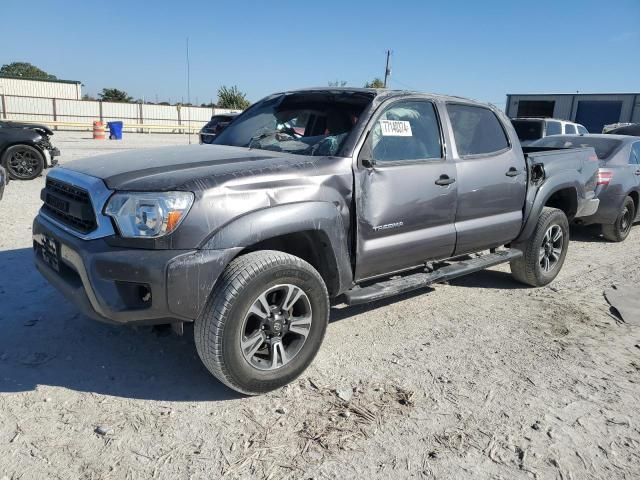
[602, 196, 635, 242]
[195, 250, 329, 395]
[511, 207, 569, 287]
[1, 144, 44, 180]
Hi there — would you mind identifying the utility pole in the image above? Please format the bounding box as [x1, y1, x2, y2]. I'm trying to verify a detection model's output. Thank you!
[186, 36, 192, 144]
[383, 50, 392, 88]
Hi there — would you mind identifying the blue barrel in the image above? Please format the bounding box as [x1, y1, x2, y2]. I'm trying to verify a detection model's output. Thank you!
[107, 121, 124, 140]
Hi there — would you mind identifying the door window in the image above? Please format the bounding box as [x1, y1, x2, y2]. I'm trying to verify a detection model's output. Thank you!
[545, 121, 562, 136]
[577, 125, 588, 134]
[447, 104, 509, 156]
[630, 142, 640, 165]
[369, 101, 442, 163]
[564, 124, 577, 134]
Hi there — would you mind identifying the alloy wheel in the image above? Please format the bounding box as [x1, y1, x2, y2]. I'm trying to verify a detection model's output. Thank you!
[620, 205, 632, 234]
[240, 284, 312, 370]
[7, 148, 41, 179]
[539, 224, 563, 273]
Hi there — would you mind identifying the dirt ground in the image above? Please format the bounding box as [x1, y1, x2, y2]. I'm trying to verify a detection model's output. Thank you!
[1, 132, 639, 480]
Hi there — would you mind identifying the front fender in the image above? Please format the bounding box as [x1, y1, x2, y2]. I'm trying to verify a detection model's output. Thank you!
[203, 201, 353, 294]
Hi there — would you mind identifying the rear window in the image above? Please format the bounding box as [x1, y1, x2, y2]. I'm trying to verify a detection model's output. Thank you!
[530, 136, 623, 160]
[545, 121, 562, 136]
[447, 104, 509, 156]
[512, 120, 543, 141]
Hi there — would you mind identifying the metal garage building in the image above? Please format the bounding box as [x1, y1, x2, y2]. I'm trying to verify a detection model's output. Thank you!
[505, 93, 640, 133]
[0, 75, 82, 100]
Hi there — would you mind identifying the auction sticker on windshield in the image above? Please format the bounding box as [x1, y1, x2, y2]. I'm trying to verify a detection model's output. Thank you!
[380, 120, 412, 136]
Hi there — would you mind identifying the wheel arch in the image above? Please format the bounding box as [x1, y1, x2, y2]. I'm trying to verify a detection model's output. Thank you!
[628, 190, 639, 216]
[516, 177, 579, 243]
[203, 202, 353, 296]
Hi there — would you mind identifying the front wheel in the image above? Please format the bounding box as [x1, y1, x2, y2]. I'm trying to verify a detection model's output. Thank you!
[195, 250, 329, 395]
[510, 207, 569, 287]
[1, 144, 45, 180]
[602, 196, 635, 242]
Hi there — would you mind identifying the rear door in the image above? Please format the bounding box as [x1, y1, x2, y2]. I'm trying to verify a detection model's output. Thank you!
[445, 103, 527, 254]
[354, 98, 457, 280]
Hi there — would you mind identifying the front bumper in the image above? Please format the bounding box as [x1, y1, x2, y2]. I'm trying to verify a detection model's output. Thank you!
[42, 147, 60, 167]
[33, 214, 241, 325]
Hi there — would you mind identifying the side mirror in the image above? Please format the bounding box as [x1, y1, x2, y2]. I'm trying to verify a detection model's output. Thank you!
[359, 135, 376, 168]
[361, 157, 375, 168]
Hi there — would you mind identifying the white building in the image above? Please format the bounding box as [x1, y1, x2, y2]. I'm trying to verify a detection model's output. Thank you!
[505, 93, 640, 133]
[0, 75, 82, 100]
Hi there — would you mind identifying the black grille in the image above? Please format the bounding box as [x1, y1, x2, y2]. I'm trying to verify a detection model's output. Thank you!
[42, 178, 97, 234]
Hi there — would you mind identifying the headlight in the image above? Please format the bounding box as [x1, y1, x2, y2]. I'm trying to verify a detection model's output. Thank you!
[105, 192, 194, 238]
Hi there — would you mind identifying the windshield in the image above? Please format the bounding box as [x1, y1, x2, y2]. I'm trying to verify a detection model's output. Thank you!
[512, 120, 543, 141]
[212, 91, 373, 156]
[530, 136, 623, 160]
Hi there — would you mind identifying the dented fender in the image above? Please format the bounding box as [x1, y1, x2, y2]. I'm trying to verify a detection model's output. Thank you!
[202, 201, 353, 294]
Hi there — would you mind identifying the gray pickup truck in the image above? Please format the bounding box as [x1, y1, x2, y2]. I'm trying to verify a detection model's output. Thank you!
[33, 88, 599, 394]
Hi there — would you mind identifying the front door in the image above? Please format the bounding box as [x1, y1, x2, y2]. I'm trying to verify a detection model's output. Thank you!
[354, 99, 457, 280]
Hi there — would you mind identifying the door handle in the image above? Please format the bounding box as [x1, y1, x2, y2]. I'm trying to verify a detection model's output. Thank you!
[505, 167, 521, 177]
[435, 175, 455, 186]
[635, 170, 640, 176]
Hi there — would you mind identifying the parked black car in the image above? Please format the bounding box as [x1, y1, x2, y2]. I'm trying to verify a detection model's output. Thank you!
[199, 113, 239, 144]
[531, 134, 640, 241]
[0, 121, 60, 180]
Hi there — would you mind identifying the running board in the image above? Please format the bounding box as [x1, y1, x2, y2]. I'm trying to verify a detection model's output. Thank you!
[342, 249, 523, 306]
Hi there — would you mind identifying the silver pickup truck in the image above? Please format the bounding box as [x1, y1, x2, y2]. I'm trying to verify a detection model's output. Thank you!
[33, 88, 599, 394]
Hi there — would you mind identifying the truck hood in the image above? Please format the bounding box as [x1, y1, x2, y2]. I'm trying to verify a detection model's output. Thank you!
[61, 144, 322, 191]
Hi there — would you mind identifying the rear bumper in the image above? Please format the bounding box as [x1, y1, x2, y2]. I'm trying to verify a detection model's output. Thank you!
[576, 198, 600, 218]
[33, 214, 241, 325]
[578, 193, 626, 225]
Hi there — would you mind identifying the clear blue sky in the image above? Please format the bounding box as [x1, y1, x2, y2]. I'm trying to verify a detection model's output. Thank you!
[2, 0, 639, 108]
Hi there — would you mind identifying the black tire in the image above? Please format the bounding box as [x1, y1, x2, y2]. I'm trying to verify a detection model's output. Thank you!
[195, 250, 329, 395]
[1, 144, 45, 180]
[510, 207, 569, 287]
[602, 196, 635, 242]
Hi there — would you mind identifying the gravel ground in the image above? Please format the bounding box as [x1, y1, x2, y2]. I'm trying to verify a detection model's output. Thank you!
[1, 132, 639, 479]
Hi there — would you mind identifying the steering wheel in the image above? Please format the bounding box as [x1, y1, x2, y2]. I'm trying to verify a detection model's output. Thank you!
[278, 126, 302, 139]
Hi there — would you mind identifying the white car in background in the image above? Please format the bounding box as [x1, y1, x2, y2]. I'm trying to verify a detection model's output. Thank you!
[511, 117, 589, 146]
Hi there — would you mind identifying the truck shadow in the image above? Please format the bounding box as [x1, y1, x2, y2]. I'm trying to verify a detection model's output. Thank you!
[569, 224, 606, 243]
[0, 248, 239, 402]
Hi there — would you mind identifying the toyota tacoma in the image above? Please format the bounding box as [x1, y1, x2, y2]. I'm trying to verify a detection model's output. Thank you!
[33, 88, 599, 394]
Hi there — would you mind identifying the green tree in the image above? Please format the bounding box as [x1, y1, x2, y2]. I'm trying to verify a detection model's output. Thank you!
[364, 78, 385, 88]
[328, 80, 347, 87]
[98, 88, 133, 103]
[217, 86, 250, 110]
[0, 62, 57, 79]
